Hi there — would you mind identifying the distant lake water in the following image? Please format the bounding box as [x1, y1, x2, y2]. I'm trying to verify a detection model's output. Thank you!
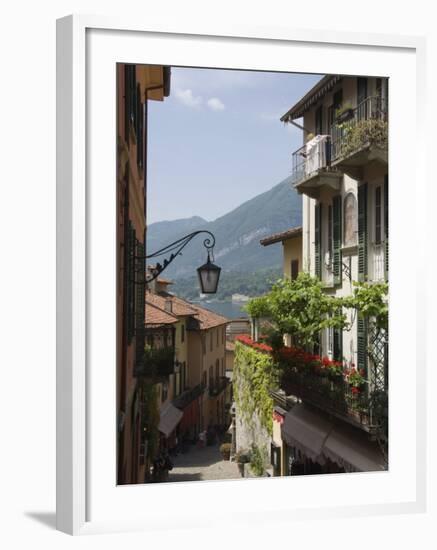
[196, 300, 249, 320]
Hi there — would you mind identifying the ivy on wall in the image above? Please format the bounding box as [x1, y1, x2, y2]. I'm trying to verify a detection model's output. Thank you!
[233, 341, 278, 436]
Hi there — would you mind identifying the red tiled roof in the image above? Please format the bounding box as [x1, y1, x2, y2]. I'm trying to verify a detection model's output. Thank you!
[157, 278, 173, 285]
[187, 302, 229, 330]
[260, 226, 302, 246]
[148, 291, 198, 317]
[147, 289, 229, 329]
[145, 300, 179, 326]
[159, 292, 199, 316]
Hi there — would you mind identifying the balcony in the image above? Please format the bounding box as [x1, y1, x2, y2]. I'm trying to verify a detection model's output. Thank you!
[371, 243, 385, 282]
[330, 96, 388, 179]
[172, 383, 205, 409]
[291, 135, 341, 198]
[134, 346, 176, 378]
[209, 376, 229, 397]
[280, 370, 379, 432]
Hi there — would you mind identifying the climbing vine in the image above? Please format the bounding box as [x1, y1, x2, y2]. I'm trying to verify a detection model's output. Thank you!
[234, 341, 278, 435]
[138, 381, 160, 463]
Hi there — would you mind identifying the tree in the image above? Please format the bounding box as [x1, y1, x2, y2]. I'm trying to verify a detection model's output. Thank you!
[246, 272, 347, 348]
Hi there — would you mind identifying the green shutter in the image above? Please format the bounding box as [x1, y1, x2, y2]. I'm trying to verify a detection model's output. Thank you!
[358, 183, 368, 282]
[333, 327, 343, 362]
[314, 203, 322, 279]
[384, 175, 389, 281]
[357, 314, 368, 375]
[332, 195, 342, 285]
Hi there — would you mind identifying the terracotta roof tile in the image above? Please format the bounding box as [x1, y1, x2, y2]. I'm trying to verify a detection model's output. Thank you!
[260, 226, 302, 246]
[147, 291, 198, 317]
[145, 301, 179, 326]
[187, 302, 229, 330]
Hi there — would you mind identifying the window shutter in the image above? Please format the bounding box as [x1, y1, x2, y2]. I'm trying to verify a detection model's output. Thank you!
[126, 222, 136, 343]
[384, 175, 389, 280]
[332, 195, 342, 285]
[134, 239, 146, 371]
[124, 65, 136, 142]
[357, 314, 368, 375]
[358, 183, 368, 282]
[314, 203, 322, 279]
[333, 326, 343, 362]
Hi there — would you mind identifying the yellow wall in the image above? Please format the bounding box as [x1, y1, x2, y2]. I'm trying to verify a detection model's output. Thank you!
[282, 236, 303, 279]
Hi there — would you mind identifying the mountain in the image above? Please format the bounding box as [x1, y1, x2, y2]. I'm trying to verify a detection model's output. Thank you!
[147, 215, 207, 256]
[146, 175, 302, 278]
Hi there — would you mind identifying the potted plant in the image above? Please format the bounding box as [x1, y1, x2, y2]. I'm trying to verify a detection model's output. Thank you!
[235, 450, 250, 476]
[219, 442, 231, 461]
[335, 103, 354, 123]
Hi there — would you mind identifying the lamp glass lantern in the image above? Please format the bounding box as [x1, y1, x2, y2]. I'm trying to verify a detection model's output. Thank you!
[197, 253, 221, 294]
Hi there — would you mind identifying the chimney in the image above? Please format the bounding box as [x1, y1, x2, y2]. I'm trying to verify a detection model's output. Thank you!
[164, 299, 173, 313]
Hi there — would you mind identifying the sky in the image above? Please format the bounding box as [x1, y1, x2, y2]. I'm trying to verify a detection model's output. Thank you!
[147, 67, 321, 224]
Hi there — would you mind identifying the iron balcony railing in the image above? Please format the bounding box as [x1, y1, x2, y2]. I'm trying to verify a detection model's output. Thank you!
[291, 135, 332, 186]
[330, 96, 387, 161]
[172, 383, 205, 409]
[280, 370, 378, 430]
[291, 96, 387, 185]
[371, 243, 385, 282]
[134, 346, 176, 378]
[209, 376, 229, 397]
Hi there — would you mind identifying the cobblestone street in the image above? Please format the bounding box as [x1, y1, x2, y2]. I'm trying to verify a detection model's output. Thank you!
[168, 443, 240, 482]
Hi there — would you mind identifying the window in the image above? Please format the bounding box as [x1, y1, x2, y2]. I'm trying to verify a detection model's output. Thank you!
[216, 328, 219, 346]
[291, 259, 299, 280]
[343, 193, 357, 247]
[328, 204, 333, 258]
[210, 331, 213, 352]
[215, 359, 220, 384]
[181, 323, 185, 343]
[375, 186, 382, 244]
[202, 371, 207, 388]
[327, 327, 333, 358]
[222, 327, 225, 345]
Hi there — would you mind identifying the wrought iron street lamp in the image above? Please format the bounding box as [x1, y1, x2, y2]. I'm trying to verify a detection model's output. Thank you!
[197, 252, 221, 294]
[138, 230, 221, 294]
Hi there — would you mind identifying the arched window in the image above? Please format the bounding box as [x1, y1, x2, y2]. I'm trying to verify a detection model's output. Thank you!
[343, 192, 357, 246]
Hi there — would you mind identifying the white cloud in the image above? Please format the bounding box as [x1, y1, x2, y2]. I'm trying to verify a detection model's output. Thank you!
[175, 88, 202, 108]
[207, 97, 225, 111]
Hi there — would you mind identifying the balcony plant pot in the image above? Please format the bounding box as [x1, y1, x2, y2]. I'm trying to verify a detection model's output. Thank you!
[219, 443, 231, 460]
[336, 108, 354, 124]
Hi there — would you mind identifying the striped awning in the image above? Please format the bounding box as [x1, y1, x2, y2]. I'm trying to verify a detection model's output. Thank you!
[280, 75, 342, 122]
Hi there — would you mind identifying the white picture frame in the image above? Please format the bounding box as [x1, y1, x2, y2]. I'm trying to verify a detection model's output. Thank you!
[56, 14, 427, 535]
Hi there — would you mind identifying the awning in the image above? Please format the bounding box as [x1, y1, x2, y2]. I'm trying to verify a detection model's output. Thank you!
[281, 404, 333, 461]
[323, 426, 386, 473]
[158, 402, 183, 438]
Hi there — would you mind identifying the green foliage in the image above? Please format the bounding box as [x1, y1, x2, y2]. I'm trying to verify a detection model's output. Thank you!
[138, 382, 160, 462]
[247, 274, 388, 346]
[250, 445, 268, 477]
[246, 272, 347, 347]
[339, 119, 388, 158]
[344, 281, 388, 330]
[233, 341, 278, 435]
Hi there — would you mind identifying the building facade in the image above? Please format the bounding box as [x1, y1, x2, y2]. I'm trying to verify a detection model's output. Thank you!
[116, 64, 171, 485]
[274, 74, 389, 475]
